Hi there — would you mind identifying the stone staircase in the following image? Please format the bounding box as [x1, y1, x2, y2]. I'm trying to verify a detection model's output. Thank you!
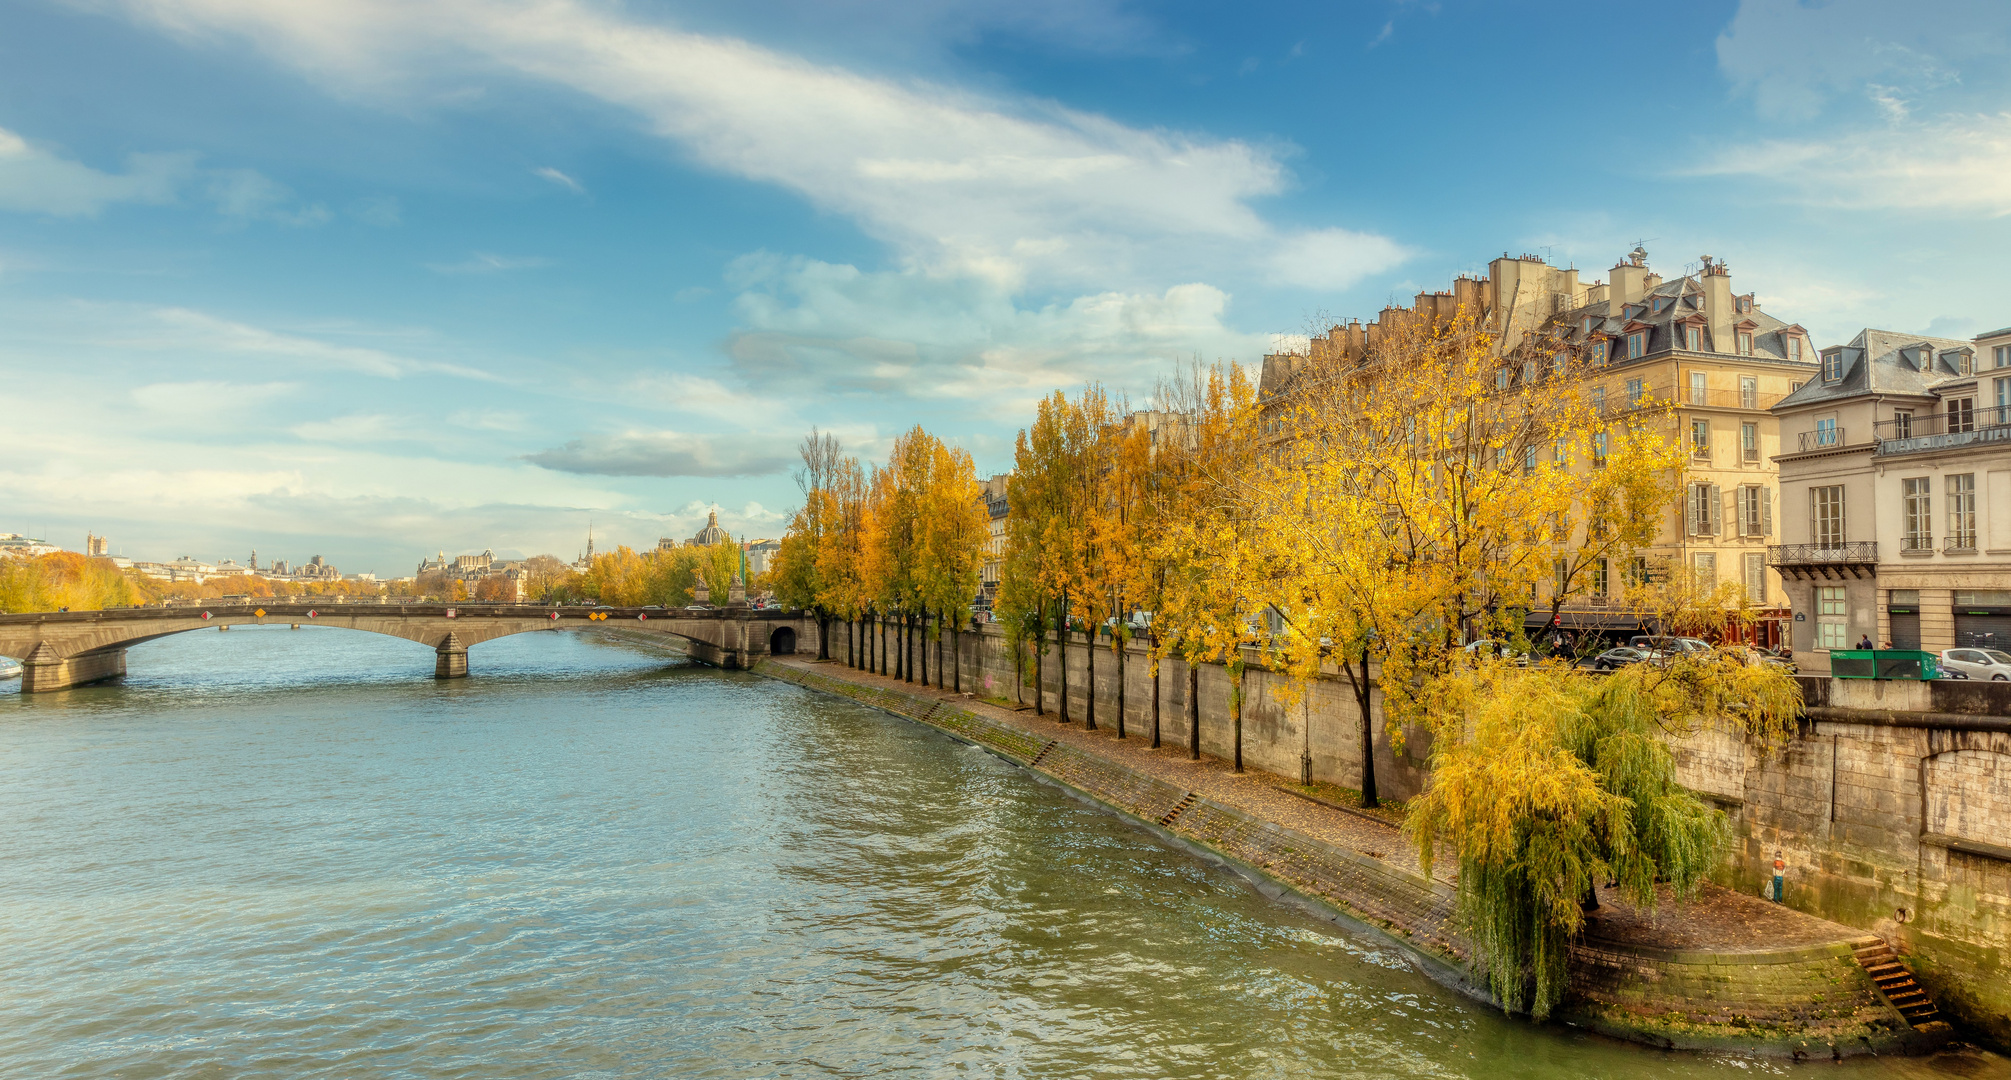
[1852, 937, 1953, 1039]
[1158, 791, 1198, 827]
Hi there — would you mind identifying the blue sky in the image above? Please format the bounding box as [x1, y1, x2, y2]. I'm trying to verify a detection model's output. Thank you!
[2, 0, 2006, 576]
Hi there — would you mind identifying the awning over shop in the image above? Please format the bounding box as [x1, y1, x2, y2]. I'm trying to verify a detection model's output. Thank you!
[1521, 609, 1648, 632]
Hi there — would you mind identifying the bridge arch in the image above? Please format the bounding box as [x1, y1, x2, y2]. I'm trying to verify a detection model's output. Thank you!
[0, 603, 816, 692]
[769, 626, 797, 655]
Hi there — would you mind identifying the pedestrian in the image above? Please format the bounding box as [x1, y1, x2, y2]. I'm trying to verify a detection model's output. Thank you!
[1857, 634, 1874, 650]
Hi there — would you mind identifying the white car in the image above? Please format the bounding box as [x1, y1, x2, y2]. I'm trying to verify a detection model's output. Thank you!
[1940, 648, 2011, 681]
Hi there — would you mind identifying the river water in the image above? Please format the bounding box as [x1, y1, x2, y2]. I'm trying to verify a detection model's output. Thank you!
[0, 628, 2002, 1079]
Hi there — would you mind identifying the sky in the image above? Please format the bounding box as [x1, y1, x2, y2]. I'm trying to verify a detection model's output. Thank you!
[2, 0, 2007, 576]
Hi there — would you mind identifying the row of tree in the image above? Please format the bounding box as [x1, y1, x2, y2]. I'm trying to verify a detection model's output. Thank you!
[772, 305, 1799, 1020]
[768, 426, 990, 689]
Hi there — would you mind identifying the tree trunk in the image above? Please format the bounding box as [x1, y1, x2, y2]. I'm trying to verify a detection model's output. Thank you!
[951, 625, 960, 694]
[1033, 626, 1045, 716]
[903, 614, 913, 683]
[1341, 651, 1379, 809]
[817, 613, 829, 660]
[1083, 632, 1097, 731]
[1188, 656, 1200, 761]
[1150, 641, 1162, 749]
[919, 610, 929, 687]
[1231, 660, 1244, 774]
[937, 614, 945, 690]
[878, 615, 886, 675]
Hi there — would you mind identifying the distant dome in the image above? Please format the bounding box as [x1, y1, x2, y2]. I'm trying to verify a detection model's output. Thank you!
[688, 509, 729, 547]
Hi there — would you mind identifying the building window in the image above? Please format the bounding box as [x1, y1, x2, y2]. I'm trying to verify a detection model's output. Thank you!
[1591, 560, 1608, 598]
[1817, 585, 1848, 650]
[1591, 385, 1606, 414]
[1592, 430, 1608, 468]
[1995, 377, 2011, 426]
[1893, 409, 1913, 439]
[1812, 485, 1844, 548]
[1737, 331, 1754, 356]
[1553, 557, 1569, 598]
[1688, 482, 1718, 536]
[1788, 337, 1803, 363]
[1628, 557, 1651, 587]
[1552, 351, 1567, 375]
[1740, 375, 1758, 409]
[1690, 371, 1707, 405]
[1627, 378, 1644, 405]
[1744, 551, 1767, 603]
[1741, 421, 1759, 462]
[1739, 485, 1771, 536]
[1949, 473, 1977, 550]
[1496, 369, 1510, 391]
[1693, 551, 1717, 590]
[1691, 419, 1711, 457]
[1823, 351, 1843, 382]
[1903, 477, 1932, 550]
[1685, 325, 1701, 351]
[1523, 445, 1537, 475]
[1582, 316, 1594, 335]
[1996, 344, 2010, 368]
[1950, 397, 1975, 434]
[1522, 359, 1537, 384]
[1815, 417, 1838, 446]
[1590, 340, 1608, 365]
[1627, 332, 1645, 359]
[1791, 380, 1804, 393]
[1956, 351, 1974, 376]
[1653, 297, 1668, 314]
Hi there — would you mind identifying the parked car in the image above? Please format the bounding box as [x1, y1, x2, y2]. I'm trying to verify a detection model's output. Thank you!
[1628, 635, 1712, 656]
[1462, 639, 1529, 665]
[1718, 645, 1797, 674]
[1940, 648, 2011, 681]
[1581, 646, 1656, 671]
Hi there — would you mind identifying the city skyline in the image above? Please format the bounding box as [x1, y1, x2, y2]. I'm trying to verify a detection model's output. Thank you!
[3, 0, 2007, 575]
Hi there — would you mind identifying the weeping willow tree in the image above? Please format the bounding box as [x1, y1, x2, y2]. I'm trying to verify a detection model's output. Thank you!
[1406, 653, 1799, 1019]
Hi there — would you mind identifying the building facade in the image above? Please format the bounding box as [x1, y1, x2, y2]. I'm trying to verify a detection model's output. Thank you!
[978, 473, 1009, 610]
[1260, 249, 1817, 644]
[1770, 326, 2011, 670]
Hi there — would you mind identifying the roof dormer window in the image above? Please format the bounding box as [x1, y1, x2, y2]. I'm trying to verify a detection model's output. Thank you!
[1787, 336, 1803, 363]
[1737, 296, 1753, 314]
[1652, 297, 1668, 314]
[1684, 325, 1701, 351]
[1582, 316, 1593, 335]
[1822, 351, 1844, 383]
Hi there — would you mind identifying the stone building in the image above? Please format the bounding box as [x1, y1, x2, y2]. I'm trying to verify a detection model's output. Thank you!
[1770, 326, 2011, 669]
[1259, 249, 1818, 645]
[978, 473, 1010, 610]
[688, 509, 730, 547]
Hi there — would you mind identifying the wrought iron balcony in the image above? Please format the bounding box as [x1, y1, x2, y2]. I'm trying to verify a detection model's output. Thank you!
[1768, 541, 1877, 580]
[1874, 406, 2011, 457]
[1797, 427, 1848, 452]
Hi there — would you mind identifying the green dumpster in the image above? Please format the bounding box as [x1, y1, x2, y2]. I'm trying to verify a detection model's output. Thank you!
[1830, 649, 1942, 680]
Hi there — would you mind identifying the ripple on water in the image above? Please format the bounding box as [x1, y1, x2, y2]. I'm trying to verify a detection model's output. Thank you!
[0, 628, 2003, 1079]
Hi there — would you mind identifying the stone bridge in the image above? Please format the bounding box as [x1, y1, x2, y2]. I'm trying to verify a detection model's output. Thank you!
[0, 602, 820, 692]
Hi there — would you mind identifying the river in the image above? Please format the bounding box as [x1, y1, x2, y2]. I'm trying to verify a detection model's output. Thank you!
[0, 627, 2001, 1078]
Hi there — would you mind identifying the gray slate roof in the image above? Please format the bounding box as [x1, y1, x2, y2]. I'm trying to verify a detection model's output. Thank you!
[1773, 328, 1978, 409]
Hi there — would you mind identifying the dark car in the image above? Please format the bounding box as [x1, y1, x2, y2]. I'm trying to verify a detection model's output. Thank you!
[1582, 646, 1656, 671]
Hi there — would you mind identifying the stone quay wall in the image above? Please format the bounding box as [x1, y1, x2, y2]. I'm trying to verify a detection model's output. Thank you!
[760, 657, 1919, 1056]
[820, 618, 2011, 1047]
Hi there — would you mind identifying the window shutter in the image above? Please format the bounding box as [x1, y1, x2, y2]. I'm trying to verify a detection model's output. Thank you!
[1761, 487, 1773, 536]
[1684, 485, 1698, 536]
[1724, 486, 1738, 538]
[1709, 484, 1722, 535]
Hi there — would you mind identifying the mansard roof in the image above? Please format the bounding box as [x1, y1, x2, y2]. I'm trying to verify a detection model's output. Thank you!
[1774, 328, 1978, 409]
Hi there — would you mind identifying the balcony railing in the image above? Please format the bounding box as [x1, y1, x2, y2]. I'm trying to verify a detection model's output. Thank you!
[1768, 541, 1877, 567]
[1798, 427, 1846, 452]
[1947, 534, 1979, 553]
[1874, 406, 2011, 457]
[1682, 386, 1786, 411]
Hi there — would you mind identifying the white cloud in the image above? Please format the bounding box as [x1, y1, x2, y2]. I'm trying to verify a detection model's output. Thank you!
[101, 0, 1404, 292]
[720, 255, 1267, 411]
[1717, 0, 2007, 121]
[1695, 112, 2011, 217]
[426, 251, 550, 274]
[534, 165, 583, 193]
[206, 168, 330, 225]
[0, 126, 189, 216]
[525, 430, 794, 477]
[138, 306, 501, 380]
[131, 379, 299, 412]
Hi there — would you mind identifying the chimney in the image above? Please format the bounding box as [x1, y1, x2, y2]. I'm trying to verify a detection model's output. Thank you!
[1608, 260, 1649, 317]
[1700, 255, 1733, 354]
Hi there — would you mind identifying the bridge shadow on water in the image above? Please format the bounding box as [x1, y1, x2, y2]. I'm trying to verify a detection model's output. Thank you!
[0, 626, 735, 709]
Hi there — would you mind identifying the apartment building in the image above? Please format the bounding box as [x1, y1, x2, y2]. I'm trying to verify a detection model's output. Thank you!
[1770, 326, 2011, 671]
[1260, 248, 1818, 644]
[977, 472, 1009, 609]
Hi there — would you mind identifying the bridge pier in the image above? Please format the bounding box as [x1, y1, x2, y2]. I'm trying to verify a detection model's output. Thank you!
[435, 634, 468, 679]
[21, 643, 127, 693]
